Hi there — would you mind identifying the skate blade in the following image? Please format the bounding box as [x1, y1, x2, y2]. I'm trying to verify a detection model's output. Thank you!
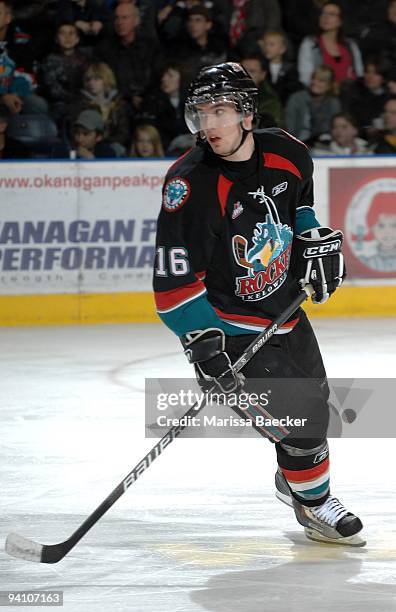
[275, 491, 293, 507]
[304, 527, 366, 547]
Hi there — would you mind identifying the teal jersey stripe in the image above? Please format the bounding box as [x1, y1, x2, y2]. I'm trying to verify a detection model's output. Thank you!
[159, 293, 250, 338]
[295, 207, 320, 234]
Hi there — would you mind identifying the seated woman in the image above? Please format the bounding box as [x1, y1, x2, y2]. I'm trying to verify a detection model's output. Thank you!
[310, 112, 373, 155]
[129, 124, 164, 158]
[297, 1, 363, 89]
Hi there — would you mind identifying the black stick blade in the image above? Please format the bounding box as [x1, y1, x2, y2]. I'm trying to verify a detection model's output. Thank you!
[5, 533, 66, 564]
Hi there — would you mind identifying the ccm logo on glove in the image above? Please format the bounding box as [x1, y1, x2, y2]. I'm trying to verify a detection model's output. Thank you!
[303, 240, 342, 257]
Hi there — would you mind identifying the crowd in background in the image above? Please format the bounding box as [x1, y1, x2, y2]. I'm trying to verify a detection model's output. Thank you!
[1, 0, 396, 159]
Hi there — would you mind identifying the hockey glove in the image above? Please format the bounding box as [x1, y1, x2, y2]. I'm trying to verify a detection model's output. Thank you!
[181, 328, 244, 394]
[294, 227, 346, 304]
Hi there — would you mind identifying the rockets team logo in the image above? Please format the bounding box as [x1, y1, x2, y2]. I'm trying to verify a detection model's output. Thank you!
[232, 187, 293, 301]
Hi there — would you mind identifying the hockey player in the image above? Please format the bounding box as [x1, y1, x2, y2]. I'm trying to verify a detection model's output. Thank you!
[153, 62, 365, 546]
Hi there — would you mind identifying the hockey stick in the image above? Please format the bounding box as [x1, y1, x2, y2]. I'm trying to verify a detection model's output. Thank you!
[5, 284, 313, 564]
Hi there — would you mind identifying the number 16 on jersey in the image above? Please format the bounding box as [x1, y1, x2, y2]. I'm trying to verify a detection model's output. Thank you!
[155, 246, 190, 277]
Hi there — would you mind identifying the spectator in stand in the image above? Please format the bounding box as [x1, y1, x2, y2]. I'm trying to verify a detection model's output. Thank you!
[157, 0, 228, 45]
[10, 0, 55, 60]
[129, 123, 164, 157]
[386, 66, 396, 96]
[73, 108, 118, 157]
[140, 63, 186, 149]
[0, 111, 30, 158]
[258, 30, 303, 105]
[56, 0, 110, 48]
[38, 22, 90, 124]
[111, 0, 157, 39]
[0, 0, 48, 116]
[340, 0, 387, 45]
[166, 6, 227, 82]
[311, 112, 372, 155]
[361, 0, 396, 65]
[240, 53, 283, 126]
[157, 0, 197, 45]
[228, 0, 282, 51]
[373, 95, 396, 154]
[94, 2, 156, 110]
[285, 65, 341, 144]
[166, 132, 195, 156]
[280, 0, 327, 52]
[297, 1, 363, 89]
[69, 61, 130, 150]
[340, 56, 389, 139]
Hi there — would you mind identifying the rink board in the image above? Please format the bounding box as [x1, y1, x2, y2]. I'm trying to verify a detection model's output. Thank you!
[0, 157, 395, 325]
[0, 285, 395, 325]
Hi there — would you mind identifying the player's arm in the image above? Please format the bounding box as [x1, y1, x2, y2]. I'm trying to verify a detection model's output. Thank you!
[153, 174, 236, 337]
[293, 146, 346, 303]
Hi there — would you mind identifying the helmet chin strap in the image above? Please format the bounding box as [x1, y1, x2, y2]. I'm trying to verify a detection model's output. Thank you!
[197, 122, 254, 157]
[215, 123, 253, 158]
[218, 125, 253, 159]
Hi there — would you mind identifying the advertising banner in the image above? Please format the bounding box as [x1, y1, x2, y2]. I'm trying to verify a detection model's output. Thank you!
[329, 167, 396, 279]
[1, 158, 395, 300]
[0, 160, 168, 295]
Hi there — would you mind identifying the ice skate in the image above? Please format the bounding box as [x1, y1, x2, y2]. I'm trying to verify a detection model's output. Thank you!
[275, 469, 366, 547]
[275, 467, 294, 507]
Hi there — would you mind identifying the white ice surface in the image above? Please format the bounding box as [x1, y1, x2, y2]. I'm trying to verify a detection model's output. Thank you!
[1, 318, 396, 612]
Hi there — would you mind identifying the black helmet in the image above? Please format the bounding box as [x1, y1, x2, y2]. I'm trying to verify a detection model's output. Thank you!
[185, 62, 258, 134]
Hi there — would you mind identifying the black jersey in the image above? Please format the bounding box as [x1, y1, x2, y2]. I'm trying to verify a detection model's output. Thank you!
[153, 128, 319, 337]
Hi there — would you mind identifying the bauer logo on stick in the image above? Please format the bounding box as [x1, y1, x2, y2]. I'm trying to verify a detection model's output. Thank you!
[163, 177, 191, 213]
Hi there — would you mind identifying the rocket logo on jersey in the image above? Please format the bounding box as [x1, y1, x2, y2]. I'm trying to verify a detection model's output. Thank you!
[232, 188, 293, 301]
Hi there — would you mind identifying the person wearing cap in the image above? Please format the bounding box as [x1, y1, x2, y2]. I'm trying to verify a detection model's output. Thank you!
[72, 109, 117, 158]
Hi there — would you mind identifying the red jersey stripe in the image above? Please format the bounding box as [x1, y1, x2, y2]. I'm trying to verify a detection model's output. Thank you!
[166, 149, 192, 173]
[214, 307, 299, 329]
[278, 128, 308, 149]
[217, 175, 233, 216]
[281, 458, 330, 483]
[263, 152, 302, 179]
[155, 279, 205, 312]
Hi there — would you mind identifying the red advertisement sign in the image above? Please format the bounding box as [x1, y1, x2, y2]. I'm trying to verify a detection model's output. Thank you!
[329, 167, 396, 278]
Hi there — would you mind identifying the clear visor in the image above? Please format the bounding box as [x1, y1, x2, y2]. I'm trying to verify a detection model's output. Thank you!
[184, 95, 244, 134]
